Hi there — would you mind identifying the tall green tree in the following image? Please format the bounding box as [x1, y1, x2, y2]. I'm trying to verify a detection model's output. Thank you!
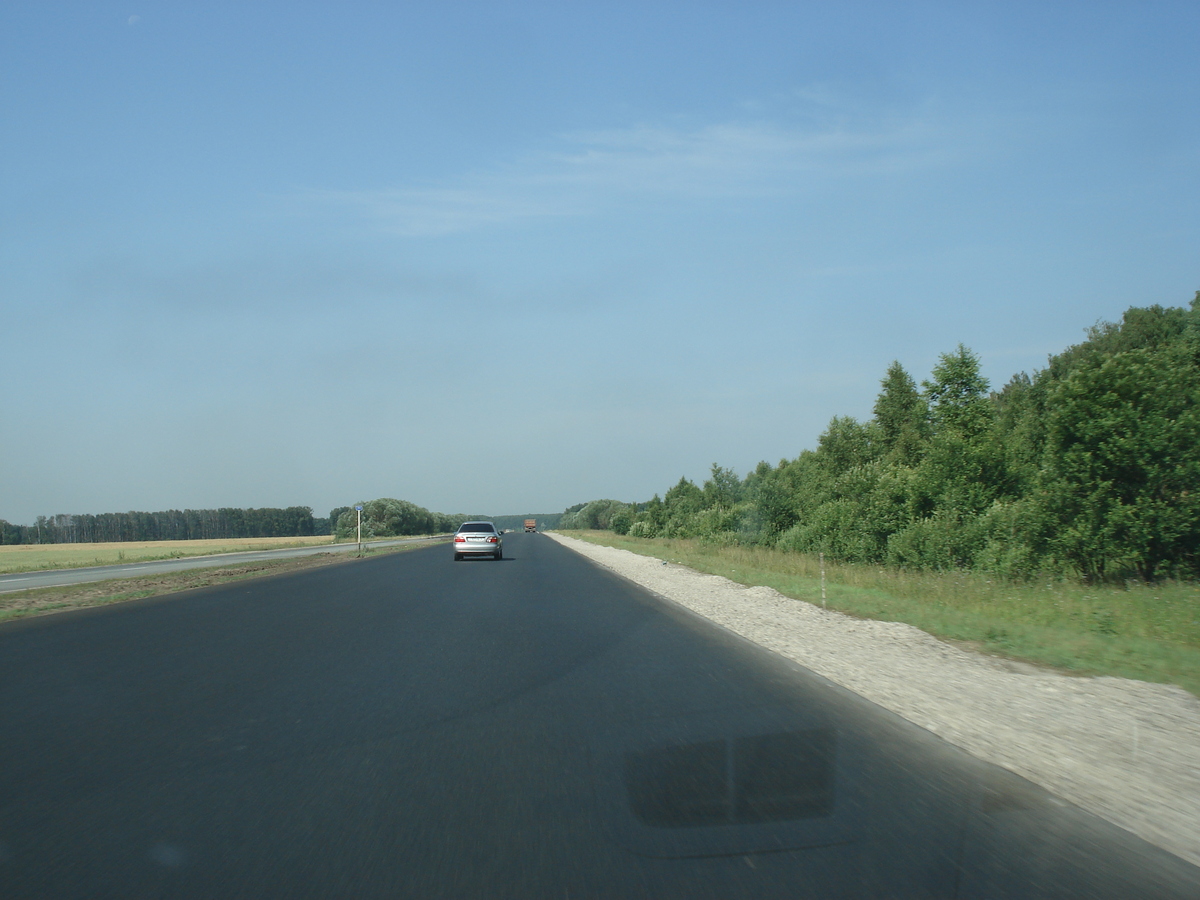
[923, 344, 991, 438]
[747, 458, 807, 540]
[816, 416, 877, 475]
[664, 477, 704, 518]
[1039, 345, 1200, 581]
[872, 361, 927, 463]
[702, 463, 742, 509]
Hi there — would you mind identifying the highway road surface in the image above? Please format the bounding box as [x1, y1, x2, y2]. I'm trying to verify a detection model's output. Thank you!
[1, 532, 1197, 898]
[0, 536, 440, 593]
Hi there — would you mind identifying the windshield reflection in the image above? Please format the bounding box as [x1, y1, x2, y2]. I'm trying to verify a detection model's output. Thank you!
[625, 727, 836, 827]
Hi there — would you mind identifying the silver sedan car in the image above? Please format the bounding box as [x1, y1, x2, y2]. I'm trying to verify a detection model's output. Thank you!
[453, 521, 503, 561]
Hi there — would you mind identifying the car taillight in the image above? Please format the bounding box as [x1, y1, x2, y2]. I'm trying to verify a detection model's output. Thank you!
[454, 536, 465, 543]
[487, 536, 498, 543]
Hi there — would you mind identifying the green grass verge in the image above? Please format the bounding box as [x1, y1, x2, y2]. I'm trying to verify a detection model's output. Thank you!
[558, 530, 1200, 698]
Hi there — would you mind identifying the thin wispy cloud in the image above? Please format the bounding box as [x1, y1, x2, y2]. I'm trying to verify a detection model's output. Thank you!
[7, 2, 1196, 525]
[311, 106, 961, 237]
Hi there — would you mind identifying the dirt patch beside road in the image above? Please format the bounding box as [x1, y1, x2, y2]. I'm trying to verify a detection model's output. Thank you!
[547, 531, 1200, 868]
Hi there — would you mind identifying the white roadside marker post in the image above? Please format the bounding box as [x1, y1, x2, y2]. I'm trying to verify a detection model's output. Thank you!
[820, 551, 826, 608]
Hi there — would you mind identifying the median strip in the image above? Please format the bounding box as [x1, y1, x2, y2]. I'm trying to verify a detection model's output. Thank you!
[0, 541, 437, 623]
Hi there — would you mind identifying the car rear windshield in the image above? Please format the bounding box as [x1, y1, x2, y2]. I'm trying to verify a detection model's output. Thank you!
[458, 523, 494, 533]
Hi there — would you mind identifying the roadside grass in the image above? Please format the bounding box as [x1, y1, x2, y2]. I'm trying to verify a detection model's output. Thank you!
[0, 534, 444, 575]
[0, 540, 436, 623]
[558, 530, 1200, 698]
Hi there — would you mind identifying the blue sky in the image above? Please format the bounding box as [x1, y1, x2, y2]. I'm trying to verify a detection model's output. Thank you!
[2, 2, 1198, 525]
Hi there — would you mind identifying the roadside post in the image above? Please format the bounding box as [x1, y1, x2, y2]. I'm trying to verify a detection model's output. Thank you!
[356, 505, 363, 555]
[820, 552, 826, 608]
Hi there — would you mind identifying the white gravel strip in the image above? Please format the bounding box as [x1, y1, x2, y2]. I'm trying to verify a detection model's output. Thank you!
[547, 531, 1200, 867]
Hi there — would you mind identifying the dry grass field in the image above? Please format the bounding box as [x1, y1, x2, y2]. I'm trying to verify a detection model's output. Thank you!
[0, 535, 338, 574]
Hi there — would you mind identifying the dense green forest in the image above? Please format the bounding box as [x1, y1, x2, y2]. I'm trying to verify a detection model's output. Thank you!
[1, 499, 556, 546]
[332, 499, 460, 540]
[0, 500, 462, 545]
[0, 507, 324, 544]
[560, 295, 1200, 583]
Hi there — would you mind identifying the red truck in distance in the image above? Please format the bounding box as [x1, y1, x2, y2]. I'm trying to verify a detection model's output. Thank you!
[524, 519, 537, 532]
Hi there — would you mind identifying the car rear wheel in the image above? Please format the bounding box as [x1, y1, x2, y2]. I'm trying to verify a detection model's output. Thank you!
[494, 549, 502, 560]
[454, 553, 463, 561]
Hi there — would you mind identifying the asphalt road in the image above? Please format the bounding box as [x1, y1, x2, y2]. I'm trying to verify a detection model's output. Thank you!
[1, 533, 1197, 898]
[0, 536, 439, 593]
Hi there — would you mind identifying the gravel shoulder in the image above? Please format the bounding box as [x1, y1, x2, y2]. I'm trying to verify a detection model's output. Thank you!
[547, 531, 1200, 868]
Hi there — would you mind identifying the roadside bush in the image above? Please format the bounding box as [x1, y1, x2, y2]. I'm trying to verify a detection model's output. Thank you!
[610, 507, 633, 535]
[560, 499, 631, 531]
[885, 512, 988, 571]
[777, 499, 879, 562]
[628, 520, 657, 538]
[684, 502, 752, 541]
[969, 500, 1060, 580]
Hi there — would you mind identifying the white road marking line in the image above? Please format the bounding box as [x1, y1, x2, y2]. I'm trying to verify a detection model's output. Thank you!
[1, 580, 87, 594]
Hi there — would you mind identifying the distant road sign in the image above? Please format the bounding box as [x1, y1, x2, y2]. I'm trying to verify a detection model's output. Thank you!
[355, 505, 363, 511]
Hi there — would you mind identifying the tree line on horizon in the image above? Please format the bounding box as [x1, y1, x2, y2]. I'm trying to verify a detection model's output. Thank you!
[1, 499, 562, 546]
[559, 294, 1200, 583]
[0, 506, 326, 545]
[331, 502, 564, 539]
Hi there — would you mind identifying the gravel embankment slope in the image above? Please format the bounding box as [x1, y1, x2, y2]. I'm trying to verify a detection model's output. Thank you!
[546, 532, 1200, 867]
